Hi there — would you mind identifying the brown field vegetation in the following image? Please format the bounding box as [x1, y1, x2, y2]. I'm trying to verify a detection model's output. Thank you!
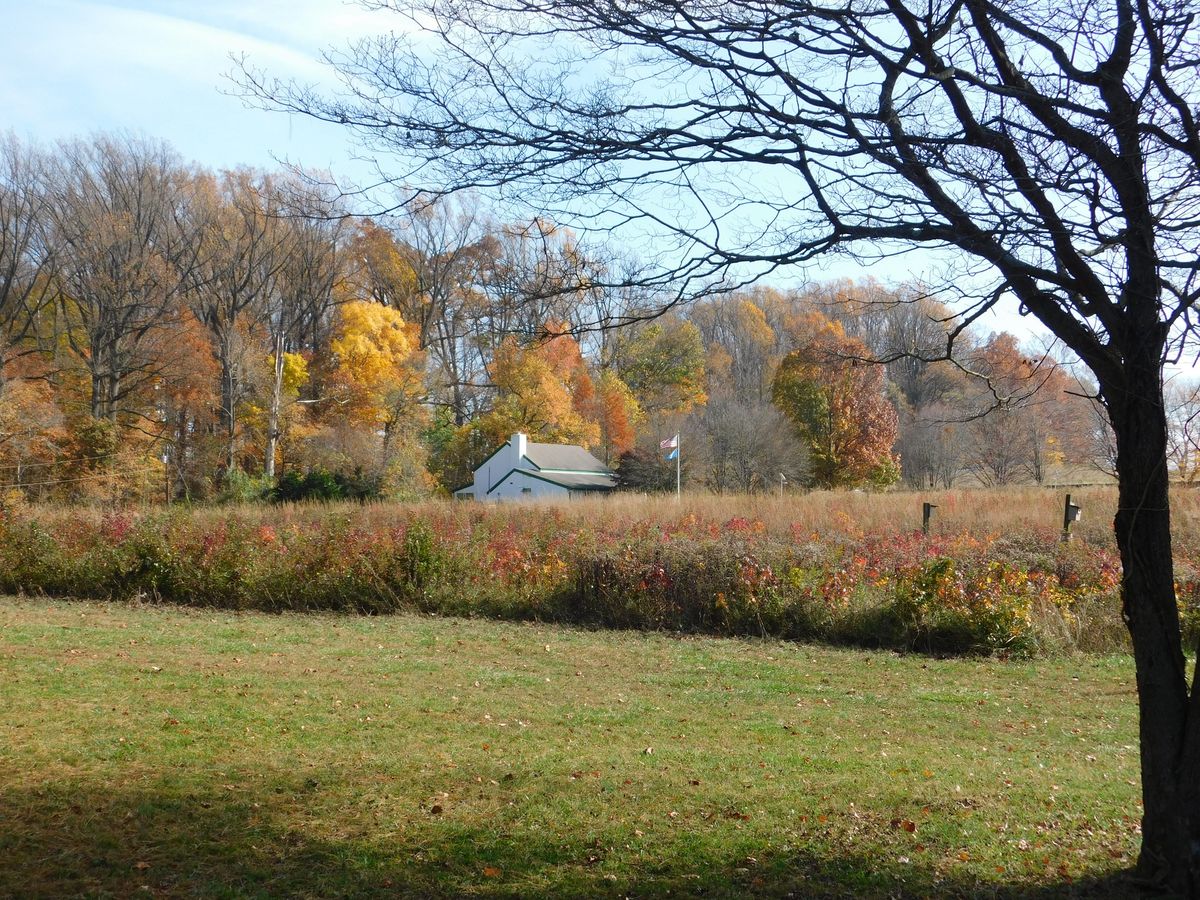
[5, 485, 1198, 657]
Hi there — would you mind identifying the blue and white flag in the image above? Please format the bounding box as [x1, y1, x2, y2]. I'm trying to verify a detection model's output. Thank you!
[665, 447, 679, 461]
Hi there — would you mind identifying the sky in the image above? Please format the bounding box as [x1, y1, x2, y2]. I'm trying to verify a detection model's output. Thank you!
[0, 0, 376, 174]
[0, 0, 1047, 344]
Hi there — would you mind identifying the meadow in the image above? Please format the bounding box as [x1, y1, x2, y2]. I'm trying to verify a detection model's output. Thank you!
[0, 597, 1143, 898]
[4, 485, 1199, 656]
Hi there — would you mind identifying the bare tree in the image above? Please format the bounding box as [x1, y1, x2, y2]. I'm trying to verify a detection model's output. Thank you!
[0, 135, 55, 376]
[693, 398, 809, 493]
[964, 406, 1032, 486]
[1166, 379, 1200, 484]
[896, 402, 966, 488]
[246, 1, 1200, 887]
[45, 135, 203, 423]
[393, 195, 489, 424]
[1085, 394, 1121, 480]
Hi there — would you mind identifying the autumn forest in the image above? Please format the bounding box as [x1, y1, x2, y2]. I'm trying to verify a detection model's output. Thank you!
[0, 132, 1152, 504]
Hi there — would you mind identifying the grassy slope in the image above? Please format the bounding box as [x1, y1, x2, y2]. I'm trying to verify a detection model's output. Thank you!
[0, 598, 1143, 898]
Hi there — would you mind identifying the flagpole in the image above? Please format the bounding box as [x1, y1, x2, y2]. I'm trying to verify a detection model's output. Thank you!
[676, 433, 681, 500]
[660, 433, 681, 499]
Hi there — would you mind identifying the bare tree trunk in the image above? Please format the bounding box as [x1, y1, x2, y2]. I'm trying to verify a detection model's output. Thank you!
[107, 370, 120, 423]
[381, 418, 394, 472]
[220, 337, 238, 475]
[89, 341, 110, 420]
[91, 368, 107, 420]
[265, 330, 284, 479]
[1106, 359, 1200, 894]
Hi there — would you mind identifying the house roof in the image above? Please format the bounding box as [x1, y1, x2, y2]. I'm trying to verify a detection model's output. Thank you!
[486, 467, 618, 495]
[539, 471, 618, 490]
[524, 442, 612, 473]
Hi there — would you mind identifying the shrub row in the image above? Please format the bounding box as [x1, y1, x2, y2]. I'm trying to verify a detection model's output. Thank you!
[0, 505, 1157, 655]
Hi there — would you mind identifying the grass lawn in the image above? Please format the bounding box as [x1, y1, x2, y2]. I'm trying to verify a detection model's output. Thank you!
[0, 597, 1143, 898]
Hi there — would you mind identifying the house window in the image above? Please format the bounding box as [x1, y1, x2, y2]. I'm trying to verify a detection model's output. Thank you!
[521, 487, 532, 494]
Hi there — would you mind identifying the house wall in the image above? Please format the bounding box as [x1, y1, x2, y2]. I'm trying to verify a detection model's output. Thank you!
[488, 470, 569, 501]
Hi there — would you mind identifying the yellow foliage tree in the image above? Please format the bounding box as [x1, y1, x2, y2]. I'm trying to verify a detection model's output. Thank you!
[330, 301, 421, 421]
[324, 301, 429, 490]
[242, 350, 310, 475]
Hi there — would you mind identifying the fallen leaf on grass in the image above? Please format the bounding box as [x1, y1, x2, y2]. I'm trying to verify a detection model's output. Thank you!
[482, 866, 501, 878]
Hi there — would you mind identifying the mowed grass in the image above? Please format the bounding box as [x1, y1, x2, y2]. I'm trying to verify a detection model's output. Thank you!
[0, 598, 1143, 898]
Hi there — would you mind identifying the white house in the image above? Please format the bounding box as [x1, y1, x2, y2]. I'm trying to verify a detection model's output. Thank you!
[453, 432, 618, 501]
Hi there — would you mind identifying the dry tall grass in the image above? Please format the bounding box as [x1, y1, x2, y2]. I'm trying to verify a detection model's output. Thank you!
[28, 483, 1200, 551]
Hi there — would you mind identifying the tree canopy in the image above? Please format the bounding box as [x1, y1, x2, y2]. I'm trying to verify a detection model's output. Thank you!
[772, 315, 900, 488]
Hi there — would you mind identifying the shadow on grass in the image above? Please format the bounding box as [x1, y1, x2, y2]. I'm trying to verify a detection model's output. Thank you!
[0, 777, 1148, 899]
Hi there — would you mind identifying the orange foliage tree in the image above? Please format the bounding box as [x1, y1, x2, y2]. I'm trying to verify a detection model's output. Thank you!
[962, 334, 1092, 485]
[476, 333, 600, 449]
[771, 314, 899, 488]
[0, 376, 64, 497]
[589, 369, 643, 464]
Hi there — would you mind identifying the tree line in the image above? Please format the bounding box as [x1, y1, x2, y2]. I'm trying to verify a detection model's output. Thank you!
[0, 132, 1125, 503]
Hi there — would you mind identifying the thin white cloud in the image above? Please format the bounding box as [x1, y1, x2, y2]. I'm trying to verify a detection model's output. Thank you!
[0, 0, 379, 171]
[132, 0, 395, 53]
[52, 0, 332, 84]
